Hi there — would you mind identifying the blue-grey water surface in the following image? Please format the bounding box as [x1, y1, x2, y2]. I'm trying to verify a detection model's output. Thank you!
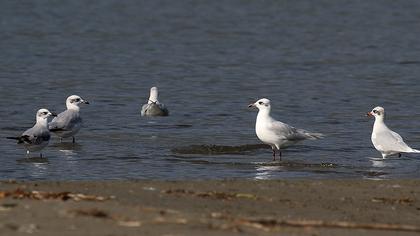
[1, 0, 420, 180]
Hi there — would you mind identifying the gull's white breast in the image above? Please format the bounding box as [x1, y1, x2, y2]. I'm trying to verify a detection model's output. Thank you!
[256, 117, 282, 147]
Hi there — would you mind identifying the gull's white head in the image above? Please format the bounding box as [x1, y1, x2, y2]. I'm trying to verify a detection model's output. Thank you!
[249, 98, 271, 111]
[367, 106, 385, 120]
[148, 87, 159, 104]
[36, 108, 56, 123]
[66, 95, 89, 110]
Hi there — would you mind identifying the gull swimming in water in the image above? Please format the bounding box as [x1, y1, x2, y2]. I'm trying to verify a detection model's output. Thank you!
[367, 106, 420, 158]
[48, 95, 89, 143]
[7, 108, 56, 157]
[141, 87, 169, 116]
[249, 98, 323, 161]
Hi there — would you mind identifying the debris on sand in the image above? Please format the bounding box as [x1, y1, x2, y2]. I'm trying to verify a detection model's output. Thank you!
[0, 189, 112, 201]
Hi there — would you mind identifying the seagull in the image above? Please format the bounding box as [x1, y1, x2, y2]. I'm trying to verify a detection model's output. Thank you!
[367, 106, 420, 158]
[48, 95, 89, 143]
[7, 108, 56, 157]
[141, 87, 169, 117]
[249, 98, 323, 161]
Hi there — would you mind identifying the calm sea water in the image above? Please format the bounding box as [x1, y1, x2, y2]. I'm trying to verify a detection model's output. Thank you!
[1, 0, 420, 180]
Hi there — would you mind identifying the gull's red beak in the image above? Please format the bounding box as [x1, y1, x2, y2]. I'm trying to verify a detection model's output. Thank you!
[366, 112, 373, 117]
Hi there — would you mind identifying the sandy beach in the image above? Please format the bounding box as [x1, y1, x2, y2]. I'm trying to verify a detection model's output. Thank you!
[0, 179, 419, 235]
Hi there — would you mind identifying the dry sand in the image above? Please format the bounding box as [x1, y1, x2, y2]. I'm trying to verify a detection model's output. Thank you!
[0, 179, 419, 236]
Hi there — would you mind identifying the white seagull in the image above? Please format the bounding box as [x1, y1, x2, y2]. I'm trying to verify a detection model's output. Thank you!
[7, 108, 56, 157]
[249, 98, 323, 161]
[367, 106, 420, 158]
[141, 87, 169, 117]
[48, 95, 89, 143]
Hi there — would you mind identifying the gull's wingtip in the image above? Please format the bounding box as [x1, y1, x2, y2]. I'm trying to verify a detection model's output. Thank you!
[410, 149, 420, 153]
[307, 132, 325, 140]
[6, 136, 19, 140]
[7, 136, 25, 144]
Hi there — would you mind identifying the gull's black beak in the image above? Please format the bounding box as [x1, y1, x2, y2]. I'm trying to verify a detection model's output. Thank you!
[248, 103, 255, 108]
[83, 100, 90, 104]
[51, 112, 57, 117]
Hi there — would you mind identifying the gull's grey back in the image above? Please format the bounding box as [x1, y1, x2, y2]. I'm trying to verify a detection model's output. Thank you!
[49, 109, 81, 130]
[272, 121, 323, 141]
[22, 125, 50, 145]
[141, 103, 169, 116]
[373, 129, 411, 152]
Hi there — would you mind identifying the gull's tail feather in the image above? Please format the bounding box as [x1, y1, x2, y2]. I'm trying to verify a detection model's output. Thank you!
[409, 149, 420, 153]
[6, 136, 19, 140]
[6, 136, 24, 144]
[297, 130, 324, 140]
[306, 132, 324, 140]
[6, 135, 32, 144]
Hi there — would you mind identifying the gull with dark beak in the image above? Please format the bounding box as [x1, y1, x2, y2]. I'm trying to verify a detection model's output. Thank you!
[7, 108, 56, 157]
[367, 106, 420, 158]
[249, 98, 323, 161]
[49, 95, 89, 143]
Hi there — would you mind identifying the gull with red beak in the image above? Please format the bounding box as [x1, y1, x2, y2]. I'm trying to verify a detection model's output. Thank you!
[249, 98, 323, 161]
[367, 106, 420, 158]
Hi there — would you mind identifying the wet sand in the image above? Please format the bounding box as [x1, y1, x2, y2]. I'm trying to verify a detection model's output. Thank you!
[0, 179, 419, 236]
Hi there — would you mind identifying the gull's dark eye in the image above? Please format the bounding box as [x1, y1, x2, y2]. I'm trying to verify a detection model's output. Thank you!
[258, 101, 263, 105]
[42, 112, 47, 115]
[75, 98, 80, 102]
[373, 110, 378, 114]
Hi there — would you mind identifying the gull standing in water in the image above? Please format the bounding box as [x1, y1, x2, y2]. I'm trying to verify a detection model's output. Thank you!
[249, 98, 323, 161]
[7, 108, 56, 157]
[49, 95, 89, 143]
[141, 87, 169, 116]
[367, 106, 420, 158]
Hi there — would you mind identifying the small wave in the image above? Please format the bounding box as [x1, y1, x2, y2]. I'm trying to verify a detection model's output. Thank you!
[16, 157, 49, 164]
[171, 144, 268, 155]
[398, 60, 420, 65]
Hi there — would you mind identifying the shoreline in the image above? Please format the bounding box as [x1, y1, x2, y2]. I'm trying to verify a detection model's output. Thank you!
[1, 179, 419, 235]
